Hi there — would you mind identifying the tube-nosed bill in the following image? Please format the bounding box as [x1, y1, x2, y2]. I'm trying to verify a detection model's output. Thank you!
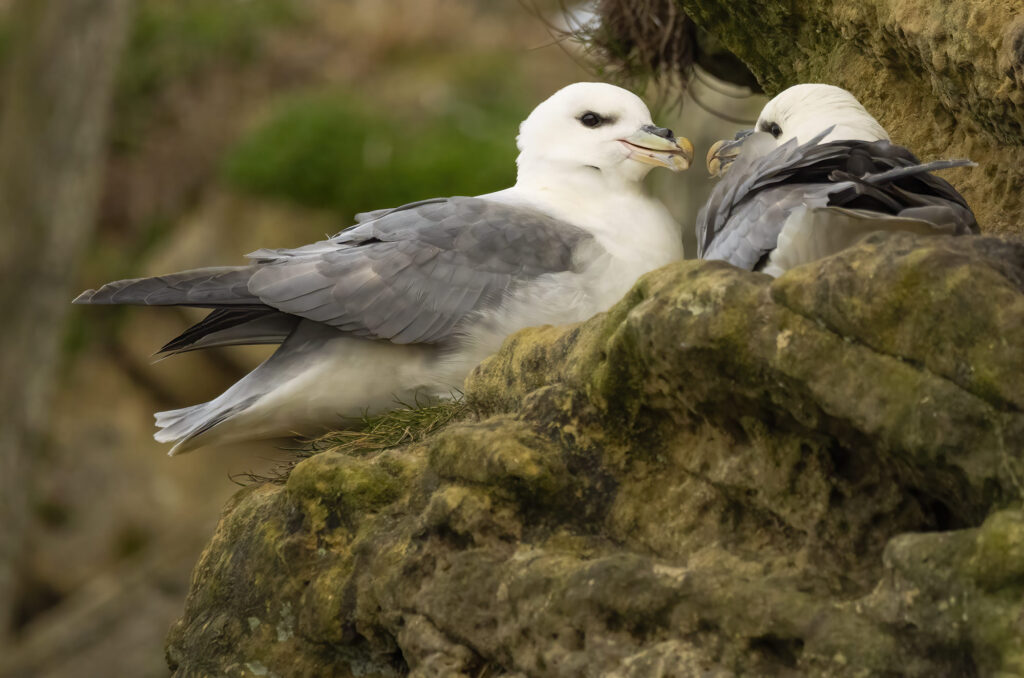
[620, 125, 694, 172]
[706, 129, 755, 176]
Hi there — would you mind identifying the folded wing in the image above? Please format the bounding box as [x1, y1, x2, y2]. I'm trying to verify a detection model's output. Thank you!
[74, 197, 595, 352]
[697, 133, 977, 273]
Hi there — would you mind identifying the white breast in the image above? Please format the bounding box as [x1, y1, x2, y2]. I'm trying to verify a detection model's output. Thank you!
[428, 184, 684, 389]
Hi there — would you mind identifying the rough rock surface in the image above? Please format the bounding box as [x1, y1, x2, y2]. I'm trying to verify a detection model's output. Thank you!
[167, 234, 1024, 677]
[651, 0, 1024, 237]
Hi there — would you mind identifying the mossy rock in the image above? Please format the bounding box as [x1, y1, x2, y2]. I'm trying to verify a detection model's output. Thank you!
[168, 234, 1024, 677]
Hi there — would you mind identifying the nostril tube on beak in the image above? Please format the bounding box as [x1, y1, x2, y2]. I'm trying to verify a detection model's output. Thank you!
[641, 124, 675, 141]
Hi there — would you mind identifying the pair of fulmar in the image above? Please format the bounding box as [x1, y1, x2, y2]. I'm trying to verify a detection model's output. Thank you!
[75, 82, 977, 454]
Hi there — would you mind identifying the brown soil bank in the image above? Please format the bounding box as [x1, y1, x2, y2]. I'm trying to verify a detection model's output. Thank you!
[167, 234, 1024, 677]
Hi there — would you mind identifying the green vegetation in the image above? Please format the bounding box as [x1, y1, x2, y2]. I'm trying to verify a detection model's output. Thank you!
[235, 399, 469, 485]
[123, 0, 297, 97]
[113, 0, 299, 149]
[315, 399, 468, 456]
[221, 83, 527, 215]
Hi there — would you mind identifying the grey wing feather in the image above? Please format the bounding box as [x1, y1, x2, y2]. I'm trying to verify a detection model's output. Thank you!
[74, 197, 594, 350]
[697, 130, 976, 271]
[701, 184, 834, 270]
[353, 197, 450, 225]
[697, 130, 834, 259]
[73, 267, 260, 307]
[248, 197, 594, 344]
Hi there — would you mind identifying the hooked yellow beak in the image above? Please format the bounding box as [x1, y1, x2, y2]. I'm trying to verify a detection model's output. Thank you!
[619, 125, 694, 172]
[706, 129, 754, 176]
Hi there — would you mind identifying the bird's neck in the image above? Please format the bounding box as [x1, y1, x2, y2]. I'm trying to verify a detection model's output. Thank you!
[514, 159, 648, 198]
[504, 161, 682, 263]
[793, 119, 889, 145]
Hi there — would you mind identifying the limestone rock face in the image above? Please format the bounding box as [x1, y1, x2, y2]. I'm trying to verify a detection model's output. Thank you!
[167, 234, 1024, 678]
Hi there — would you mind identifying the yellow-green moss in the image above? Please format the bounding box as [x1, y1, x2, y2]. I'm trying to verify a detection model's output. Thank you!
[962, 510, 1024, 591]
[286, 452, 404, 517]
[427, 419, 570, 500]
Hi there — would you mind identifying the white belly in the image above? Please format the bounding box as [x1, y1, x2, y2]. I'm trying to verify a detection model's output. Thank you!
[244, 337, 441, 432]
[435, 243, 680, 385]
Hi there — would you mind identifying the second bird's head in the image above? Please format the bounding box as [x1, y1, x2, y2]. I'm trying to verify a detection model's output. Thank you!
[515, 82, 694, 185]
[707, 83, 890, 175]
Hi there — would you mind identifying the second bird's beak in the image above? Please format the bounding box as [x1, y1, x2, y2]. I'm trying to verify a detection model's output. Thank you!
[706, 129, 754, 176]
[620, 125, 694, 172]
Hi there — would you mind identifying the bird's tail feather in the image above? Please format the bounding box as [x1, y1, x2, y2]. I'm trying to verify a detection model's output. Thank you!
[155, 394, 261, 456]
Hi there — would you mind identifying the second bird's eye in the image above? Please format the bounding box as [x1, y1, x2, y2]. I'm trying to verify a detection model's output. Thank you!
[580, 112, 602, 128]
[766, 122, 782, 138]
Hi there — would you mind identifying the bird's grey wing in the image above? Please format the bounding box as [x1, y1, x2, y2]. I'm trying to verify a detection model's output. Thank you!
[697, 133, 828, 258]
[829, 159, 978, 234]
[697, 134, 976, 269]
[709, 165, 978, 274]
[352, 197, 451, 225]
[700, 183, 835, 270]
[246, 197, 595, 344]
[73, 266, 261, 307]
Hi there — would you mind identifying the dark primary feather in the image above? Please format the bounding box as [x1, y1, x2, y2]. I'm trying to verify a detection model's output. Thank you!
[75, 197, 595, 352]
[157, 309, 298, 356]
[697, 133, 977, 270]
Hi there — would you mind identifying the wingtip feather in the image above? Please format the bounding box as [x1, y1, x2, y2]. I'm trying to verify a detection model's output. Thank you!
[72, 289, 97, 304]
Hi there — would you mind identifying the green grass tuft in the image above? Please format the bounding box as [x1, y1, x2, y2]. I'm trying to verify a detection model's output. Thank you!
[233, 399, 468, 485]
[314, 398, 469, 456]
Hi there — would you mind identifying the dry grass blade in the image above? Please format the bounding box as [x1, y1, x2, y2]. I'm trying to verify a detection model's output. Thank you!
[554, 0, 695, 87]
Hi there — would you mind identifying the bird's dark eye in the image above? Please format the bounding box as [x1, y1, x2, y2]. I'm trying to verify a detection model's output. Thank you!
[760, 121, 783, 138]
[580, 112, 602, 128]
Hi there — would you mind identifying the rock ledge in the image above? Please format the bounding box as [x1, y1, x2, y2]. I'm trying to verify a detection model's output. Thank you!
[168, 234, 1024, 677]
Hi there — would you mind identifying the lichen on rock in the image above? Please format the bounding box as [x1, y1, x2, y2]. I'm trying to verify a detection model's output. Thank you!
[167, 234, 1024, 677]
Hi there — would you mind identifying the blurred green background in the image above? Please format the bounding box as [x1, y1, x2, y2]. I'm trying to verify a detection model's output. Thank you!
[0, 1, 761, 675]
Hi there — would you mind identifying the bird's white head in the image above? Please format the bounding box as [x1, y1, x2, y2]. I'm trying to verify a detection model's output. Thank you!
[514, 82, 693, 189]
[707, 83, 889, 175]
[755, 84, 889, 145]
